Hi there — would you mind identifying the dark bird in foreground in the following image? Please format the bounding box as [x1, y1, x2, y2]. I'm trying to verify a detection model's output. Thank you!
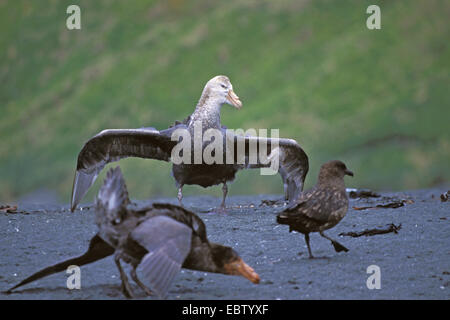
[70, 75, 308, 212]
[6, 167, 260, 298]
[277, 160, 353, 258]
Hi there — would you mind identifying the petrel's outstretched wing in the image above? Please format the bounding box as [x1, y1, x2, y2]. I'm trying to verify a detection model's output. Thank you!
[71, 128, 178, 211]
[229, 134, 309, 202]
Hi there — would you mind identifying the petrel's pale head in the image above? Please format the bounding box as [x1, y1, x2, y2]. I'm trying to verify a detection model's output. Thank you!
[203, 75, 242, 109]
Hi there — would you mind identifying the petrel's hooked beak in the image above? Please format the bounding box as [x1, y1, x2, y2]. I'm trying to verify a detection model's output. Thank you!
[227, 90, 242, 109]
[345, 169, 354, 177]
[224, 258, 260, 284]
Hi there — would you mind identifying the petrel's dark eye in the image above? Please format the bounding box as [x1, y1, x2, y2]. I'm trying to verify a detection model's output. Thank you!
[220, 84, 227, 89]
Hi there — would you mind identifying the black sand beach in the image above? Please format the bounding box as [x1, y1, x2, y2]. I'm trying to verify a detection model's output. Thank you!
[1, 188, 449, 300]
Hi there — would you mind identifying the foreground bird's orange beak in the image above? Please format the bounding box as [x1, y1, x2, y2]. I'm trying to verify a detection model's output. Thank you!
[224, 258, 260, 284]
[227, 90, 242, 109]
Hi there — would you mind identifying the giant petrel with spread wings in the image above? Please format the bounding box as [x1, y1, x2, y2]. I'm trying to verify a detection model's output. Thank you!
[70, 75, 309, 212]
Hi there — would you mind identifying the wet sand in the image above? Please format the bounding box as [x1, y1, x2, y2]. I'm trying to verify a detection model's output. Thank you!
[1, 188, 449, 300]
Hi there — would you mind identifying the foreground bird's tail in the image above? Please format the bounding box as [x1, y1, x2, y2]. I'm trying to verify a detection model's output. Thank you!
[4, 234, 114, 293]
[95, 166, 130, 214]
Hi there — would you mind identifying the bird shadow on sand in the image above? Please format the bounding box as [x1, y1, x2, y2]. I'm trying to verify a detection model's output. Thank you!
[299, 255, 332, 260]
[1, 283, 151, 299]
[2, 283, 226, 299]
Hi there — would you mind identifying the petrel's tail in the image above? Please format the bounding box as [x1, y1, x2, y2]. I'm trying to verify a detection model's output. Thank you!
[4, 234, 114, 293]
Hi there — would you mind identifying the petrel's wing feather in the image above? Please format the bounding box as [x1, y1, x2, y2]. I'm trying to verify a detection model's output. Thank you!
[71, 128, 177, 211]
[131, 215, 192, 298]
[229, 134, 309, 202]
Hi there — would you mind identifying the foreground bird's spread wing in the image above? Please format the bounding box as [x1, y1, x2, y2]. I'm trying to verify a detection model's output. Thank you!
[71, 128, 177, 211]
[131, 215, 192, 298]
[230, 134, 309, 201]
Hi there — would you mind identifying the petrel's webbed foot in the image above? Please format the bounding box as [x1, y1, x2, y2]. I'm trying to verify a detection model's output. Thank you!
[214, 206, 228, 214]
[206, 206, 228, 215]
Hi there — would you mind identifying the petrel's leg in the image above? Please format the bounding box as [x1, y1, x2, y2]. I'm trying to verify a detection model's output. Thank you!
[304, 233, 314, 259]
[283, 182, 289, 201]
[114, 254, 134, 298]
[177, 185, 183, 206]
[130, 265, 153, 296]
[319, 231, 349, 253]
[210, 182, 228, 214]
[220, 182, 228, 210]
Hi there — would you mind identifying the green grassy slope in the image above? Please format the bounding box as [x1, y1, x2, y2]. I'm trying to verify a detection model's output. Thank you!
[1, 0, 449, 203]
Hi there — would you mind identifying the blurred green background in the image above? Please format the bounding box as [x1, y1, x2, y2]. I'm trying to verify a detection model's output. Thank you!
[1, 0, 449, 204]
